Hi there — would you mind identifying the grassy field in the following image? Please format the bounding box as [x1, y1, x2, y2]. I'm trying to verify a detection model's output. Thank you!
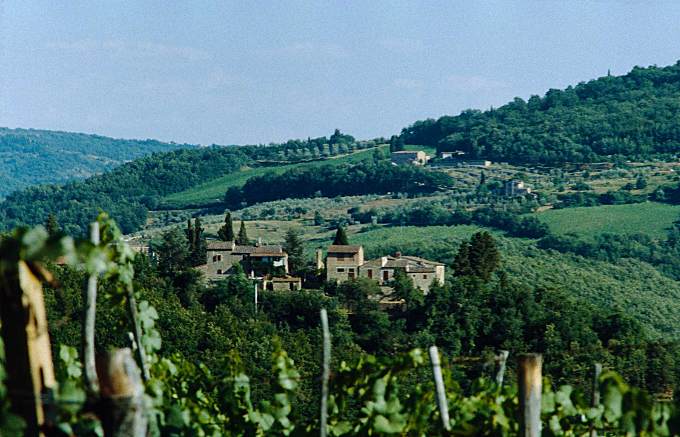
[161, 146, 387, 208]
[534, 202, 680, 239]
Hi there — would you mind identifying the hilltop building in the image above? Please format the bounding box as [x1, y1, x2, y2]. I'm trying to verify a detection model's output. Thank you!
[325, 245, 444, 294]
[391, 150, 429, 166]
[503, 180, 532, 197]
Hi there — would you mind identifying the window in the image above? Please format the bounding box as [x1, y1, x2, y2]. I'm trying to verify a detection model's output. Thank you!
[348, 268, 354, 273]
[216, 269, 222, 274]
[337, 268, 345, 273]
[212, 255, 217, 262]
[367, 269, 373, 279]
[423, 274, 428, 279]
[217, 255, 222, 261]
[382, 270, 389, 281]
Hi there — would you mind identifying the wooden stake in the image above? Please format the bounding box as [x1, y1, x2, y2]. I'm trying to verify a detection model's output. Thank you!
[518, 353, 542, 437]
[126, 290, 149, 382]
[496, 350, 509, 387]
[0, 260, 57, 436]
[97, 348, 148, 437]
[589, 363, 602, 437]
[429, 346, 451, 431]
[83, 222, 100, 396]
[320, 309, 331, 437]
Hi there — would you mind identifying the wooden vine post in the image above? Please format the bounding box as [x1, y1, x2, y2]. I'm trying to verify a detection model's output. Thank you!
[83, 222, 101, 396]
[429, 346, 451, 431]
[518, 353, 542, 437]
[319, 308, 331, 437]
[0, 259, 57, 436]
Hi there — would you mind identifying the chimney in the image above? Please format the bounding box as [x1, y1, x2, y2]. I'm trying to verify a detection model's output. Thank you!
[316, 249, 325, 271]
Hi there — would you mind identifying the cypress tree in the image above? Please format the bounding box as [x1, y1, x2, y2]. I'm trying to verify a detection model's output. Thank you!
[452, 241, 473, 277]
[185, 219, 195, 253]
[236, 221, 250, 245]
[218, 212, 235, 241]
[192, 217, 207, 266]
[45, 213, 60, 237]
[333, 225, 349, 245]
[468, 231, 500, 281]
[283, 228, 304, 274]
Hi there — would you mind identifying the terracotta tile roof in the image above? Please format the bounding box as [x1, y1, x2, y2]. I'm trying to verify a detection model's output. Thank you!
[206, 240, 235, 250]
[327, 245, 362, 254]
[270, 275, 301, 283]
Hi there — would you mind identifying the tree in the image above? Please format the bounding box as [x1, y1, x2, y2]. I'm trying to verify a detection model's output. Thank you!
[452, 241, 474, 277]
[283, 228, 304, 274]
[218, 212, 235, 241]
[468, 231, 501, 281]
[236, 221, 250, 245]
[313, 211, 324, 226]
[185, 219, 195, 254]
[191, 217, 207, 267]
[45, 213, 60, 236]
[389, 135, 405, 152]
[333, 225, 349, 245]
[155, 227, 190, 280]
[636, 175, 648, 190]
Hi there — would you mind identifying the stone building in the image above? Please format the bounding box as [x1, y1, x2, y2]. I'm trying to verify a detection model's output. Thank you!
[391, 150, 429, 166]
[325, 245, 444, 294]
[202, 240, 289, 279]
[325, 245, 364, 282]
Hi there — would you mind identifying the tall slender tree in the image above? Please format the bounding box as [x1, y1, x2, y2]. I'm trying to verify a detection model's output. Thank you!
[218, 212, 235, 241]
[191, 217, 207, 266]
[185, 219, 195, 253]
[283, 228, 304, 274]
[236, 221, 250, 245]
[45, 213, 60, 237]
[333, 225, 349, 245]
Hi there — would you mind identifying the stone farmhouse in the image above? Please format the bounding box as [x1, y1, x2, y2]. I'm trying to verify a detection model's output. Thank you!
[391, 150, 430, 166]
[197, 240, 301, 290]
[325, 245, 445, 293]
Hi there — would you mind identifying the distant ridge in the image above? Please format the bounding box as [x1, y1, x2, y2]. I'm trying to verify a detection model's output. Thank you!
[0, 127, 194, 196]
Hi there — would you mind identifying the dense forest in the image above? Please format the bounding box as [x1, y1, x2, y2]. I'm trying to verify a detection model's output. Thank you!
[0, 127, 192, 196]
[0, 130, 378, 235]
[400, 62, 680, 164]
[224, 160, 454, 208]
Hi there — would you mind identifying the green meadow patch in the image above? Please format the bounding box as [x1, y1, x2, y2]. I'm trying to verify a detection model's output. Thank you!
[535, 202, 680, 240]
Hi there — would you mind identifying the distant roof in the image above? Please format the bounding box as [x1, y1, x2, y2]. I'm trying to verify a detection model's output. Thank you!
[361, 254, 444, 270]
[239, 245, 285, 256]
[392, 150, 421, 154]
[328, 245, 362, 254]
[206, 240, 234, 250]
[270, 275, 302, 282]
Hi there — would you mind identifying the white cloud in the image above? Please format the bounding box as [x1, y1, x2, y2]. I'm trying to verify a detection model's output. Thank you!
[45, 39, 211, 62]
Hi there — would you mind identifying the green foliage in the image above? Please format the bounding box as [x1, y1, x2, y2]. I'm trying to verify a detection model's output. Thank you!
[0, 127, 190, 197]
[333, 225, 349, 245]
[283, 228, 304, 274]
[218, 212, 235, 241]
[401, 62, 680, 164]
[236, 221, 250, 245]
[225, 160, 453, 207]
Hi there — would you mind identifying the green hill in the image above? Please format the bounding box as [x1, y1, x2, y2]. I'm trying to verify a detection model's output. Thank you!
[401, 62, 680, 164]
[0, 127, 193, 197]
[162, 146, 387, 208]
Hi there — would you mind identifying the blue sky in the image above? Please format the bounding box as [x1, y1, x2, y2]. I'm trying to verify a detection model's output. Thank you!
[2, 1, 680, 145]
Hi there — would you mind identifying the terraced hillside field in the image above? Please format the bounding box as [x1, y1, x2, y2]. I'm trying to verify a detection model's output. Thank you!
[534, 202, 680, 240]
[161, 146, 387, 208]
